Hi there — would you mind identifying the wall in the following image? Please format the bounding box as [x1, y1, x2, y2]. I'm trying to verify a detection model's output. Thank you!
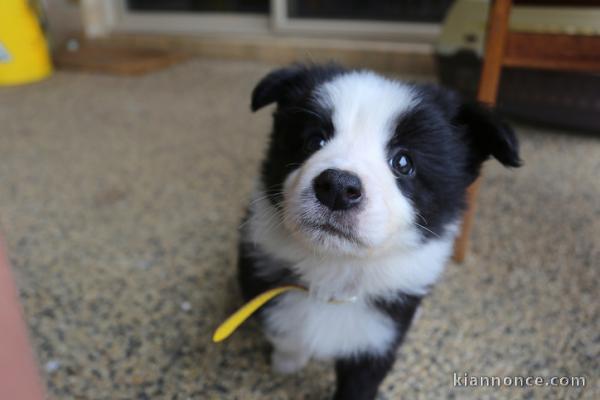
[45, 0, 83, 47]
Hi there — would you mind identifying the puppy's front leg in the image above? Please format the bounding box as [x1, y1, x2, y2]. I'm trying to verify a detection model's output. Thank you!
[268, 332, 311, 375]
[333, 352, 395, 400]
[271, 345, 310, 374]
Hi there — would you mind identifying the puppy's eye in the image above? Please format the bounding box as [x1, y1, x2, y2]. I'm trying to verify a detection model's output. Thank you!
[304, 133, 327, 154]
[390, 152, 415, 177]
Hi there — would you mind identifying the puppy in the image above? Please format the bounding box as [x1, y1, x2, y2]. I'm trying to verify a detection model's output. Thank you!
[238, 64, 520, 400]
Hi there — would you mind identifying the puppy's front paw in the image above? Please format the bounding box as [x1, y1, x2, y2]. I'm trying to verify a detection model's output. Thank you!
[271, 349, 309, 374]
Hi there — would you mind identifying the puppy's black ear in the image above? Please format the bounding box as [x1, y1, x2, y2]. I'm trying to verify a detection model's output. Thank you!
[251, 66, 307, 112]
[251, 63, 346, 112]
[455, 101, 522, 172]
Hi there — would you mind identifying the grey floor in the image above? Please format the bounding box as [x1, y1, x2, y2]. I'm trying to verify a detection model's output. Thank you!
[0, 59, 597, 399]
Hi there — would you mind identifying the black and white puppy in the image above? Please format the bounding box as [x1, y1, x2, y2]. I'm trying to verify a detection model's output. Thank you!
[238, 64, 520, 400]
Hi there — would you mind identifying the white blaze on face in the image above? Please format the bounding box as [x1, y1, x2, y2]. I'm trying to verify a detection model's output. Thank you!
[283, 71, 420, 253]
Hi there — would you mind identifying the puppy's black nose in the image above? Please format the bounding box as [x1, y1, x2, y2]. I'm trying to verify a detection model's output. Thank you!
[313, 169, 363, 211]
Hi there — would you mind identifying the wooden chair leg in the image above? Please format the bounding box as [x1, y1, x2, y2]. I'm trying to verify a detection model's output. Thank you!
[452, 0, 513, 262]
[453, 177, 482, 261]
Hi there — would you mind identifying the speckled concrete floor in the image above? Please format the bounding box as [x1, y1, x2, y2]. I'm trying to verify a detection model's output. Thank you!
[0, 59, 598, 400]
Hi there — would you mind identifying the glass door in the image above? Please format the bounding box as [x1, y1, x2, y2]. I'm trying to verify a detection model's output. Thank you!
[116, 0, 452, 43]
[126, 0, 270, 14]
[287, 0, 453, 23]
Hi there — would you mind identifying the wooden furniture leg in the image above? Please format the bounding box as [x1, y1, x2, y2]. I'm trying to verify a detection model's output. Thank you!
[452, 0, 513, 262]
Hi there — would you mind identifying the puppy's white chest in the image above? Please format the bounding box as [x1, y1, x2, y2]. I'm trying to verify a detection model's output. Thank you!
[264, 292, 396, 359]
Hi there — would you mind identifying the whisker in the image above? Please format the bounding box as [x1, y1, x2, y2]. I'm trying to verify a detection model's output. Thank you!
[415, 222, 439, 238]
[416, 212, 428, 225]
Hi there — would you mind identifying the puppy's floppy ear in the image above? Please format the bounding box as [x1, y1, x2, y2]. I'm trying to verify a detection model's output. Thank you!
[454, 101, 522, 172]
[418, 84, 520, 169]
[251, 63, 346, 112]
[251, 66, 306, 112]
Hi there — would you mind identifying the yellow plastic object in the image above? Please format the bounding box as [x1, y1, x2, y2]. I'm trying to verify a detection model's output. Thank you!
[212, 285, 307, 343]
[0, 0, 52, 85]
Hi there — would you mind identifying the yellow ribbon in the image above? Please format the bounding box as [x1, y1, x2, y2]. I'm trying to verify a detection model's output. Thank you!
[212, 285, 307, 343]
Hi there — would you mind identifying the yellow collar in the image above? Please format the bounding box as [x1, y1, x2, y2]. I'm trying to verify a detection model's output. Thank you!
[213, 285, 307, 343]
[212, 285, 357, 343]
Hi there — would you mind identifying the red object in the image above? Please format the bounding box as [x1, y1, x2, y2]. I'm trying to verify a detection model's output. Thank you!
[0, 238, 46, 400]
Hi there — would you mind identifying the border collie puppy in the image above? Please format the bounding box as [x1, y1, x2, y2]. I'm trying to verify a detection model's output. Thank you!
[238, 64, 520, 400]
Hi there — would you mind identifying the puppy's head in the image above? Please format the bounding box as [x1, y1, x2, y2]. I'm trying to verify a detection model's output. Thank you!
[252, 64, 520, 256]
